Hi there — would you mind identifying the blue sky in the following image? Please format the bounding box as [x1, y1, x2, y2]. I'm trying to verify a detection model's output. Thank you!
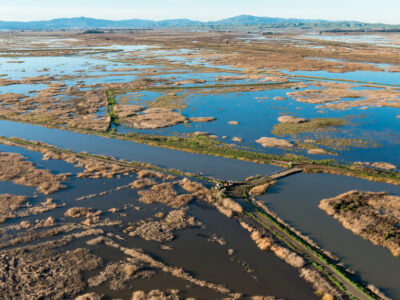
[0, 0, 399, 24]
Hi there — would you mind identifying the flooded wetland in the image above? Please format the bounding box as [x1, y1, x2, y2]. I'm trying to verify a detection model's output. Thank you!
[0, 29, 400, 300]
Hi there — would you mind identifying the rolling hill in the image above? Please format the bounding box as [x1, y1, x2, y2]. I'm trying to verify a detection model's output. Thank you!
[0, 15, 397, 30]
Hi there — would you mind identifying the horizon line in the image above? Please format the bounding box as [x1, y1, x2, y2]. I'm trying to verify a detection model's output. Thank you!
[0, 15, 397, 26]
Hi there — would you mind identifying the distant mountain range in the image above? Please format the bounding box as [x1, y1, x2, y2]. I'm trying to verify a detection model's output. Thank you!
[0, 15, 397, 30]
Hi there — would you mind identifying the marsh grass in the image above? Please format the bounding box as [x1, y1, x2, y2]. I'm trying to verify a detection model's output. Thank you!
[314, 137, 374, 149]
[272, 118, 349, 136]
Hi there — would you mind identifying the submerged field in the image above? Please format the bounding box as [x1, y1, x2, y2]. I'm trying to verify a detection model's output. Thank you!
[0, 30, 399, 299]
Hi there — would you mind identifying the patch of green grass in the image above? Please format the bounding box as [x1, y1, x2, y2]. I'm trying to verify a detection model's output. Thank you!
[145, 93, 188, 111]
[295, 141, 338, 155]
[272, 118, 349, 136]
[23, 113, 60, 125]
[333, 200, 365, 212]
[314, 137, 374, 149]
[106, 89, 120, 130]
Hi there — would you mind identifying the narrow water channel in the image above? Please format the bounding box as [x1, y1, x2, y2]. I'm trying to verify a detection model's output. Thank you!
[260, 173, 400, 299]
[0, 120, 281, 180]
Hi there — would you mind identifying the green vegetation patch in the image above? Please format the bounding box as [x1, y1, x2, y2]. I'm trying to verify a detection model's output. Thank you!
[106, 90, 120, 130]
[272, 118, 349, 136]
[314, 137, 378, 150]
[294, 141, 338, 156]
[144, 93, 188, 111]
[333, 198, 366, 212]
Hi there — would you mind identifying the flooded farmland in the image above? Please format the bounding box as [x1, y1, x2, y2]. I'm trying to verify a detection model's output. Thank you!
[0, 28, 399, 300]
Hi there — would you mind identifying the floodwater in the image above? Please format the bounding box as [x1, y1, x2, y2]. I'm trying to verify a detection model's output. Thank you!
[117, 86, 400, 167]
[1, 35, 400, 298]
[2, 39, 399, 168]
[260, 173, 400, 299]
[289, 69, 400, 86]
[0, 142, 317, 299]
[302, 34, 400, 48]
